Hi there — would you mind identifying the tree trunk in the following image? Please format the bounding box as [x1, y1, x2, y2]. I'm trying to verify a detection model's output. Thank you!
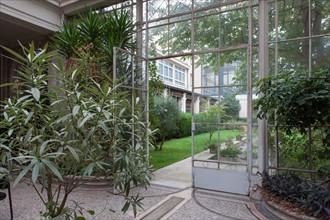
[301, 4, 309, 66]
[159, 136, 165, 151]
[312, 4, 325, 66]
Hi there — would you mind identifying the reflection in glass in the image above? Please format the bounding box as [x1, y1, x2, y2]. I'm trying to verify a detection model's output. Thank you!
[278, 40, 309, 75]
[312, 37, 330, 70]
[277, 0, 309, 40]
[311, 0, 330, 36]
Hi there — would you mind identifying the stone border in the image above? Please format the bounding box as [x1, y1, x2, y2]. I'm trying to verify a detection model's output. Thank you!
[262, 199, 317, 220]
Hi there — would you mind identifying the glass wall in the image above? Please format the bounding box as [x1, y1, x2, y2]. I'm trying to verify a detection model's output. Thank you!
[267, 0, 330, 176]
[143, 0, 329, 180]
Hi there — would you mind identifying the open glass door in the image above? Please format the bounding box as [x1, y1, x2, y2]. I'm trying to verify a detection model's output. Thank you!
[192, 48, 254, 195]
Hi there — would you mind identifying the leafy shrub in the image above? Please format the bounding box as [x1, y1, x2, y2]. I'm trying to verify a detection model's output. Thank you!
[152, 96, 180, 150]
[176, 112, 192, 138]
[220, 145, 242, 158]
[267, 129, 330, 172]
[262, 172, 330, 218]
[255, 66, 330, 143]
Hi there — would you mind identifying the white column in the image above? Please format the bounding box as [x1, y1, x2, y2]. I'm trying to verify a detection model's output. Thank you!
[163, 88, 168, 97]
[182, 93, 187, 112]
[195, 96, 200, 114]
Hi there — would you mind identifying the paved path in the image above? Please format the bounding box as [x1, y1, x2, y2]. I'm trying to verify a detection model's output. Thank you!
[146, 152, 277, 220]
[0, 153, 278, 219]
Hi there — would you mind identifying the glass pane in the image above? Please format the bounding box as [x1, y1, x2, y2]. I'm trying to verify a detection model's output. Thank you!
[193, 50, 248, 88]
[278, 128, 310, 169]
[194, 0, 248, 11]
[312, 36, 330, 70]
[193, 123, 246, 165]
[219, 9, 249, 47]
[148, 0, 168, 20]
[311, 129, 329, 171]
[252, 46, 259, 85]
[169, 0, 192, 15]
[311, 0, 330, 36]
[267, 126, 277, 168]
[268, 1, 275, 42]
[252, 125, 259, 174]
[168, 20, 191, 54]
[252, 5, 259, 45]
[268, 43, 276, 76]
[148, 26, 170, 56]
[194, 13, 221, 51]
[194, 8, 248, 50]
[194, 0, 221, 10]
[278, 40, 309, 75]
[278, 0, 309, 40]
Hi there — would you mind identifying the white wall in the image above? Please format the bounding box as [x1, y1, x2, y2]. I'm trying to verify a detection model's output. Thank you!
[236, 94, 257, 118]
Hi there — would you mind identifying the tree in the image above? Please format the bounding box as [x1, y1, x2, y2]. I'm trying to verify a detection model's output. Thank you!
[255, 65, 330, 159]
[196, 103, 229, 143]
[152, 96, 180, 151]
[222, 92, 241, 120]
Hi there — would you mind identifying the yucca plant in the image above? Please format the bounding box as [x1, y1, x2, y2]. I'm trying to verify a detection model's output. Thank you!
[0, 42, 151, 219]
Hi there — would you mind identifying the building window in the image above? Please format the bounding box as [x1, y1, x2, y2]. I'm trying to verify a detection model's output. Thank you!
[201, 66, 218, 96]
[158, 60, 187, 87]
[175, 66, 185, 86]
[158, 60, 173, 82]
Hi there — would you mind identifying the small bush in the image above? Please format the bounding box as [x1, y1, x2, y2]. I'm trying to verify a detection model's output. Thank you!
[220, 145, 242, 158]
[176, 112, 192, 138]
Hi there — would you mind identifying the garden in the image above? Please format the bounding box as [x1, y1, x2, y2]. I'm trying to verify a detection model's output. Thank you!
[0, 0, 329, 219]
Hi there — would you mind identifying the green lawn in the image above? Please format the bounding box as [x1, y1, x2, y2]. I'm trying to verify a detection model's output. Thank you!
[149, 130, 239, 170]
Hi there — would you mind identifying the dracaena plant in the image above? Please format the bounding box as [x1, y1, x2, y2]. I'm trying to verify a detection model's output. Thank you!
[52, 8, 135, 74]
[0, 42, 152, 219]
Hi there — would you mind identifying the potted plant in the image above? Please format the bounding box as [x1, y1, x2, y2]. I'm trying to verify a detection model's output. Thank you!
[219, 145, 242, 161]
[204, 141, 219, 154]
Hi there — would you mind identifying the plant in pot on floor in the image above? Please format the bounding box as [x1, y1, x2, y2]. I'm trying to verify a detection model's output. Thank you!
[204, 141, 219, 154]
[219, 145, 242, 161]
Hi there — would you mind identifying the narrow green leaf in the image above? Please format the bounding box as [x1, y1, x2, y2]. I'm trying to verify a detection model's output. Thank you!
[24, 127, 33, 145]
[78, 114, 95, 128]
[31, 88, 40, 101]
[8, 129, 14, 137]
[65, 145, 80, 162]
[17, 95, 32, 103]
[39, 140, 55, 155]
[102, 110, 110, 120]
[72, 105, 80, 116]
[99, 121, 109, 134]
[119, 108, 126, 116]
[13, 163, 34, 187]
[31, 161, 40, 184]
[25, 112, 34, 125]
[30, 135, 42, 143]
[0, 143, 10, 151]
[0, 45, 26, 62]
[83, 163, 94, 177]
[41, 159, 63, 181]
